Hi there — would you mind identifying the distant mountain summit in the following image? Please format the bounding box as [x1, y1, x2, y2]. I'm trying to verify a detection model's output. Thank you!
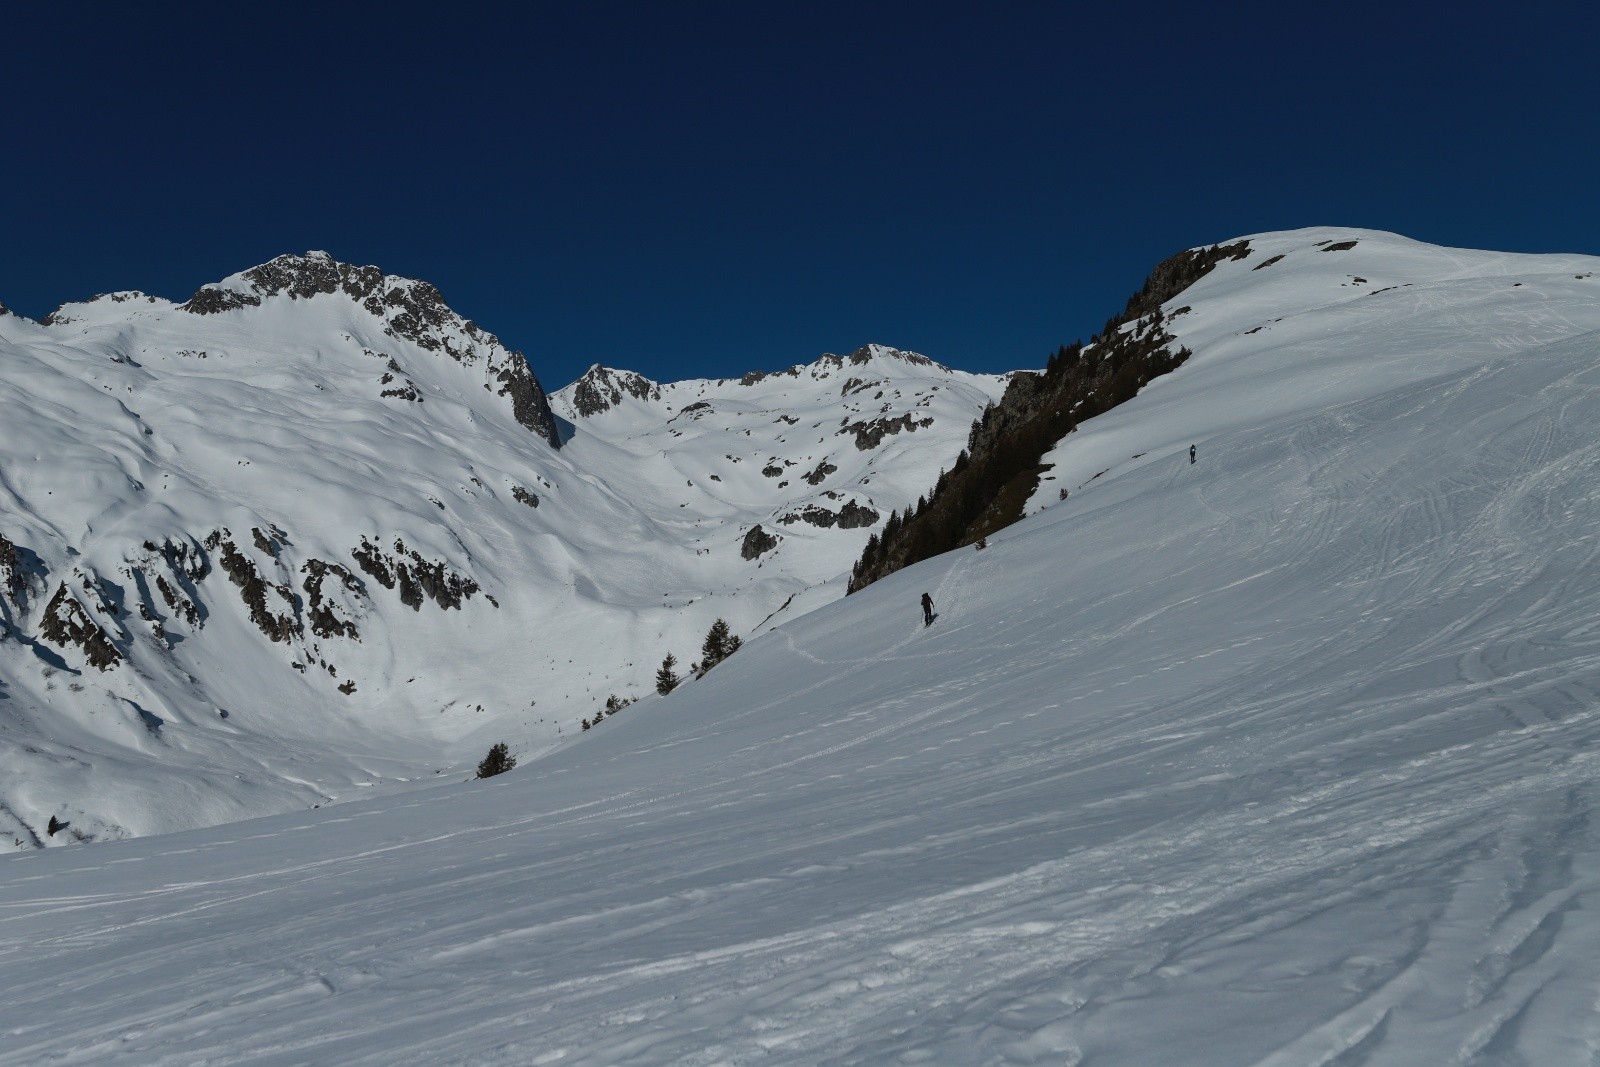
[568, 364, 662, 416]
[165, 251, 560, 446]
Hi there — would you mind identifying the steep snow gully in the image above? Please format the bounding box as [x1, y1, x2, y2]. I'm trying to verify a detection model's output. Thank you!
[4, 229, 1600, 1063]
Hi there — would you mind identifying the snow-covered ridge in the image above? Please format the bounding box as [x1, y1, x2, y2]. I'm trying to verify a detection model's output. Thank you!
[552, 343, 1006, 572]
[563, 344, 948, 418]
[1029, 225, 1600, 510]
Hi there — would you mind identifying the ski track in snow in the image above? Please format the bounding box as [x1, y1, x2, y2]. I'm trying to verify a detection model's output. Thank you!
[2, 229, 1600, 1062]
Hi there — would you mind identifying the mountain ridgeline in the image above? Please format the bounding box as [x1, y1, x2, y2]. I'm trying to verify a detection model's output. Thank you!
[847, 240, 1251, 593]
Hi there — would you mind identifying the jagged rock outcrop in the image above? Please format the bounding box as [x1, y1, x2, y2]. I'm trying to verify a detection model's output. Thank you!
[569, 365, 660, 416]
[803, 461, 838, 485]
[351, 537, 482, 612]
[846, 413, 933, 450]
[778, 500, 880, 530]
[0, 533, 27, 609]
[302, 560, 365, 640]
[40, 582, 123, 671]
[741, 525, 779, 560]
[213, 533, 297, 643]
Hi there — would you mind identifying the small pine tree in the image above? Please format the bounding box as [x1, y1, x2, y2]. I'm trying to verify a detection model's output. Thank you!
[656, 653, 680, 696]
[476, 742, 516, 778]
[698, 619, 742, 675]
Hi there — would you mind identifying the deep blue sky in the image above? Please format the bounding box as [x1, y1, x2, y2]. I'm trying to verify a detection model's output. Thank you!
[3, 3, 1596, 388]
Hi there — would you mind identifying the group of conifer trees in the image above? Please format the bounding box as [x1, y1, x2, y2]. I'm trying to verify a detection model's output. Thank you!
[849, 241, 1250, 594]
[655, 617, 742, 697]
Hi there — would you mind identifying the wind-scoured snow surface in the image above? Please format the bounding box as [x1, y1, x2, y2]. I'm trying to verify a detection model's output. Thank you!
[5, 228, 1600, 1063]
[0, 255, 1000, 844]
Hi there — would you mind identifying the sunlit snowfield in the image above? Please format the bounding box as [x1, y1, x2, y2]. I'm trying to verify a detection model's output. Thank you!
[4, 230, 1600, 1064]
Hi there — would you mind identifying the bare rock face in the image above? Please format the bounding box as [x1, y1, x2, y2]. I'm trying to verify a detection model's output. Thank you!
[836, 500, 880, 529]
[778, 500, 880, 530]
[301, 560, 364, 640]
[741, 525, 779, 561]
[351, 537, 482, 612]
[803, 460, 838, 486]
[845, 413, 933, 451]
[569, 365, 660, 416]
[214, 534, 297, 644]
[0, 533, 28, 609]
[493, 356, 562, 445]
[40, 582, 123, 671]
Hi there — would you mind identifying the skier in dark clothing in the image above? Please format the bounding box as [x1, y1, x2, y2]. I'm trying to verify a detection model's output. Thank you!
[1189, 444, 1197, 465]
[921, 592, 935, 626]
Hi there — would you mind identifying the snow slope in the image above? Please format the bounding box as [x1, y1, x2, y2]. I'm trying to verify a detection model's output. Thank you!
[3, 228, 1599, 1063]
[0, 260, 1000, 843]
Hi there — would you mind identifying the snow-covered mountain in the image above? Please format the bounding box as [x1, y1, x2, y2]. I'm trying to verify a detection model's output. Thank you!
[4, 227, 1599, 1064]
[0, 255, 1003, 843]
[552, 344, 1010, 588]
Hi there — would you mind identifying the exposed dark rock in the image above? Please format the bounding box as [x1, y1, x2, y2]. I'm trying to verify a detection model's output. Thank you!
[672, 401, 713, 421]
[837, 500, 879, 529]
[252, 527, 280, 557]
[338, 680, 356, 695]
[777, 499, 879, 530]
[512, 486, 540, 508]
[779, 506, 838, 528]
[134, 537, 207, 628]
[1252, 254, 1286, 271]
[762, 464, 785, 478]
[301, 559, 363, 639]
[380, 380, 422, 402]
[845, 413, 932, 450]
[493, 355, 562, 446]
[40, 583, 122, 670]
[179, 287, 262, 314]
[739, 365, 802, 387]
[569, 366, 660, 416]
[741, 525, 779, 560]
[217, 538, 296, 643]
[1321, 240, 1359, 252]
[152, 574, 199, 626]
[351, 537, 481, 612]
[0, 533, 28, 608]
[1121, 240, 1251, 321]
[803, 460, 838, 486]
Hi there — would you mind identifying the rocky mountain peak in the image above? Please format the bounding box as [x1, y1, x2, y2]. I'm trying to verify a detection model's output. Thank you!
[569, 364, 661, 417]
[178, 252, 561, 447]
[830, 344, 941, 371]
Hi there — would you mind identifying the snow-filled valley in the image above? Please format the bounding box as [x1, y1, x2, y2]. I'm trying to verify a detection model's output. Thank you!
[0, 255, 1003, 842]
[4, 228, 1600, 1063]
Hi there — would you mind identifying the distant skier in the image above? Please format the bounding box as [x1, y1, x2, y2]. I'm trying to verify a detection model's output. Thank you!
[921, 592, 935, 627]
[1189, 444, 1197, 465]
